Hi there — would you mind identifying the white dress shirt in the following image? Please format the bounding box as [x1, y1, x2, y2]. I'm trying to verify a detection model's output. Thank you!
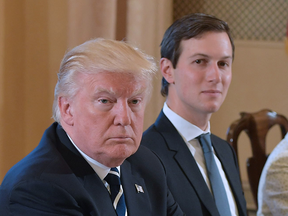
[68, 134, 112, 180]
[163, 102, 238, 216]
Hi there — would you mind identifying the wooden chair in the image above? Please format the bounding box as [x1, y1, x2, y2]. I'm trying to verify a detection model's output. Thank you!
[226, 109, 288, 208]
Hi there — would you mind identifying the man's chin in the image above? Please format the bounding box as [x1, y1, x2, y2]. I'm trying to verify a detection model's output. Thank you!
[204, 102, 223, 113]
[112, 146, 138, 160]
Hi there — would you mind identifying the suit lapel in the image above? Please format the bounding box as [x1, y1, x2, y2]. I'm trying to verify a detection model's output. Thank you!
[154, 111, 220, 216]
[55, 124, 117, 216]
[82, 174, 118, 216]
[120, 160, 151, 216]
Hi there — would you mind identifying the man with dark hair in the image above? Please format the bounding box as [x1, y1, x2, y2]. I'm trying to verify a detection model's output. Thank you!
[141, 13, 247, 216]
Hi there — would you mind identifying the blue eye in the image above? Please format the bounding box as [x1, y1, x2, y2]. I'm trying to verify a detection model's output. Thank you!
[131, 100, 139, 105]
[99, 99, 109, 104]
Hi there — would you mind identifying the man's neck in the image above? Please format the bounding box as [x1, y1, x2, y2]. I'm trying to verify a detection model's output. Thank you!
[165, 100, 211, 131]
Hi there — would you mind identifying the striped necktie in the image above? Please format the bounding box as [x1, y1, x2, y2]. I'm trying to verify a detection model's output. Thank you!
[198, 133, 231, 216]
[104, 167, 126, 216]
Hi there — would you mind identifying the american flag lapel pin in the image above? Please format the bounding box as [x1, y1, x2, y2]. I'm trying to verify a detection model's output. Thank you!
[135, 184, 144, 193]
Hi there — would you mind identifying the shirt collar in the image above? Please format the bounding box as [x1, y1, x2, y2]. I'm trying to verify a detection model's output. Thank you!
[163, 102, 210, 142]
[66, 134, 120, 180]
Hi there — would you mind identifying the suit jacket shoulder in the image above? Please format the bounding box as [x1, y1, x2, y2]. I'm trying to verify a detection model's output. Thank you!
[0, 122, 184, 216]
[0, 123, 116, 216]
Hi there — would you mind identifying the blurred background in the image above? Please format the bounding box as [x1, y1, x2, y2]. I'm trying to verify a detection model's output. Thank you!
[0, 0, 288, 214]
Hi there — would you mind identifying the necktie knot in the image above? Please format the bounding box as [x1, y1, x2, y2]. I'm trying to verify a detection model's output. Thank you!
[197, 133, 212, 153]
[105, 167, 121, 187]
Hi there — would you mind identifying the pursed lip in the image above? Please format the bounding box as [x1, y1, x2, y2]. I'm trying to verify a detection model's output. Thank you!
[108, 136, 133, 140]
[201, 89, 222, 94]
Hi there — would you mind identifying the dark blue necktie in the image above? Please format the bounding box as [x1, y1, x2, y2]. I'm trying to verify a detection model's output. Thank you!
[104, 167, 126, 216]
[198, 133, 231, 216]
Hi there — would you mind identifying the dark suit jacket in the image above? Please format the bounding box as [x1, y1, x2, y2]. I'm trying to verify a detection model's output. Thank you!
[0, 122, 184, 216]
[141, 111, 247, 216]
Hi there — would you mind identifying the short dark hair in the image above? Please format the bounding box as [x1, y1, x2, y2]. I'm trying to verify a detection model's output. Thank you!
[160, 13, 235, 97]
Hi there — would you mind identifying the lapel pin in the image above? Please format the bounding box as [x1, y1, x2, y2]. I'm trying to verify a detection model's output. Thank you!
[135, 184, 144, 193]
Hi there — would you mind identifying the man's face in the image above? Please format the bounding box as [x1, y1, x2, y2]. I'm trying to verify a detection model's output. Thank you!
[62, 72, 148, 167]
[163, 32, 233, 126]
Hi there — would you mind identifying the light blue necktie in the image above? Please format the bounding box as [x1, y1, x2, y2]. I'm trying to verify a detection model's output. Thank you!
[104, 167, 126, 216]
[198, 133, 231, 216]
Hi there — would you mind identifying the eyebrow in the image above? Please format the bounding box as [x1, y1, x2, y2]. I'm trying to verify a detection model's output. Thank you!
[94, 86, 147, 97]
[189, 53, 233, 60]
[95, 87, 116, 95]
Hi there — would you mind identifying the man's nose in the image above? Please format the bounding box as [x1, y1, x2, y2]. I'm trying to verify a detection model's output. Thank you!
[113, 101, 132, 126]
[207, 63, 221, 83]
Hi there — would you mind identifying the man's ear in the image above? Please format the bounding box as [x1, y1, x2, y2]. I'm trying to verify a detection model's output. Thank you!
[58, 96, 74, 126]
[160, 58, 175, 84]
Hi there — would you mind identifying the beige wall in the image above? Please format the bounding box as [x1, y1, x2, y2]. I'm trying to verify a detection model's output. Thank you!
[1, 0, 287, 186]
[1, 0, 27, 180]
[67, 0, 117, 47]
[0, 0, 4, 181]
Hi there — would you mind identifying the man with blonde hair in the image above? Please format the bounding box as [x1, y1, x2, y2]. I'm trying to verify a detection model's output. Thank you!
[0, 38, 184, 216]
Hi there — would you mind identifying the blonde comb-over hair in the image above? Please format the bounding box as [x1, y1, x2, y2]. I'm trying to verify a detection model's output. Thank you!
[52, 38, 157, 123]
